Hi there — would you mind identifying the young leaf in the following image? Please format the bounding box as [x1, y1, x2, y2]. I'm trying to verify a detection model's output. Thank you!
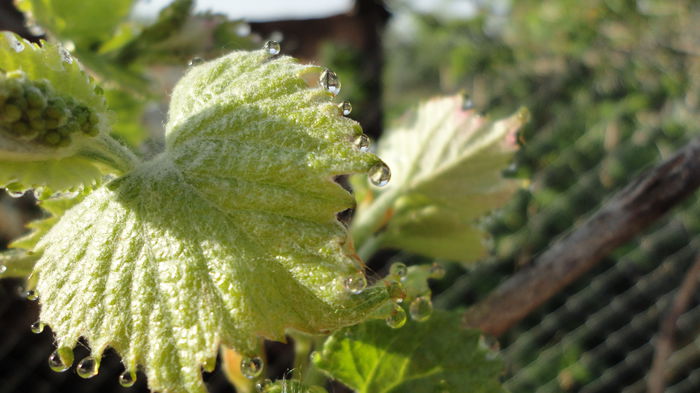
[313, 310, 506, 393]
[17, 0, 134, 48]
[0, 33, 138, 192]
[352, 96, 527, 262]
[31, 49, 389, 393]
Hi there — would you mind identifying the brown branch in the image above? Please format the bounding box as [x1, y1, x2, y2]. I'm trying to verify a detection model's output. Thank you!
[647, 256, 700, 393]
[463, 136, 700, 336]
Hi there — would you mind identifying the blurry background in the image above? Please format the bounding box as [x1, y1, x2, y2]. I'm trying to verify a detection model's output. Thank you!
[1, 0, 700, 392]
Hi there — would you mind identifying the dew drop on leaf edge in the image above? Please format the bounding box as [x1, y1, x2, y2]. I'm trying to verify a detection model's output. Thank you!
[241, 356, 264, 379]
[368, 161, 391, 187]
[409, 296, 433, 322]
[119, 369, 136, 387]
[31, 321, 45, 334]
[188, 57, 204, 67]
[255, 378, 272, 392]
[319, 69, 341, 96]
[24, 289, 39, 301]
[385, 280, 406, 303]
[263, 40, 281, 55]
[354, 134, 370, 152]
[344, 271, 367, 294]
[76, 356, 98, 379]
[48, 348, 73, 373]
[386, 303, 407, 329]
[338, 101, 352, 116]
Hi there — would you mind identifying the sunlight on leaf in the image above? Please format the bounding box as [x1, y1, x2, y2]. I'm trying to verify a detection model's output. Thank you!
[31, 49, 390, 393]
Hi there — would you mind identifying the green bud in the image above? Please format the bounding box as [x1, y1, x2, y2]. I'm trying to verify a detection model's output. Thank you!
[43, 131, 61, 145]
[25, 86, 47, 109]
[0, 104, 21, 123]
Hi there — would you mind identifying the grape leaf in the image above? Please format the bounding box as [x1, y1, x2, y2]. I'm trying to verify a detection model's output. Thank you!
[313, 310, 506, 393]
[352, 96, 526, 262]
[31, 49, 389, 393]
[0, 32, 137, 192]
[17, 0, 134, 48]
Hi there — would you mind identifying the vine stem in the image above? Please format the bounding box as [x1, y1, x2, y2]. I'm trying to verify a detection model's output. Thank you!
[78, 134, 140, 174]
[464, 136, 700, 336]
[351, 186, 400, 253]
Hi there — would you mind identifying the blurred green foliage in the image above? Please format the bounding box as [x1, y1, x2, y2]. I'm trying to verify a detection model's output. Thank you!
[384, 0, 700, 264]
[384, 1, 700, 391]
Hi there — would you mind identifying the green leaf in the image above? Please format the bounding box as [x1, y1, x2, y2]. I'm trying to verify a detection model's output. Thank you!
[314, 310, 506, 393]
[351, 95, 527, 262]
[31, 49, 389, 393]
[18, 0, 134, 47]
[0, 33, 138, 192]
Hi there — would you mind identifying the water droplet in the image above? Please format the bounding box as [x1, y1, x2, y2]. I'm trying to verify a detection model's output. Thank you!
[344, 271, 367, 294]
[119, 369, 136, 387]
[338, 101, 352, 116]
[24, 290, 39, 301]
[390, 262, 407, 279]
[48, 347, 73, 372]
[188, 57, 204, 67]
[0, 265, 6, 275]
[429, 263, 446, 279]
[235, 22, 251, 37]
[7, 190, 24, 198]
[255, 378, 272, 392]
[354, 134, 370, 152]
[263, 40, 280, 55]
[385, 303, 407, 329]
[319, 69, 341, 96]
[240, 356, 264, 379]
[462, 94, 474, 110]
[31, 321, 45, 334]
[409, 296, 433, 322]
[59, 47, 73, 64]
[385, 280, 406, 303]
[76, 356, 98, 379]
[368, 161, 391, 187]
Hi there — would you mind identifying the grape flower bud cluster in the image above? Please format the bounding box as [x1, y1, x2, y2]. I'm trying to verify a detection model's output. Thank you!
[0, 70, 98, 147]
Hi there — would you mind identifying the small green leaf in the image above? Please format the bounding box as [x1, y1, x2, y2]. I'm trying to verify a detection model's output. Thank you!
[0, 33, 138, 192]
[32, 49, 389, 393]
[352, 95, 526, 262]
[314, 310, 506, 393]
[18, 0, 134, 47]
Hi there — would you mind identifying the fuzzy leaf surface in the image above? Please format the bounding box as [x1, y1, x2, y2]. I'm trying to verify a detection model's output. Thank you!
[0, 33, 135, 192]
[314, 310, 506, 393]
[352, 95, 525, 262]
[32, 49, 388, 393]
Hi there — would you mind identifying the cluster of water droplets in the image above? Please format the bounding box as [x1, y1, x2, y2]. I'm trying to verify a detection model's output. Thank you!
[45, 343, 140, 387]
